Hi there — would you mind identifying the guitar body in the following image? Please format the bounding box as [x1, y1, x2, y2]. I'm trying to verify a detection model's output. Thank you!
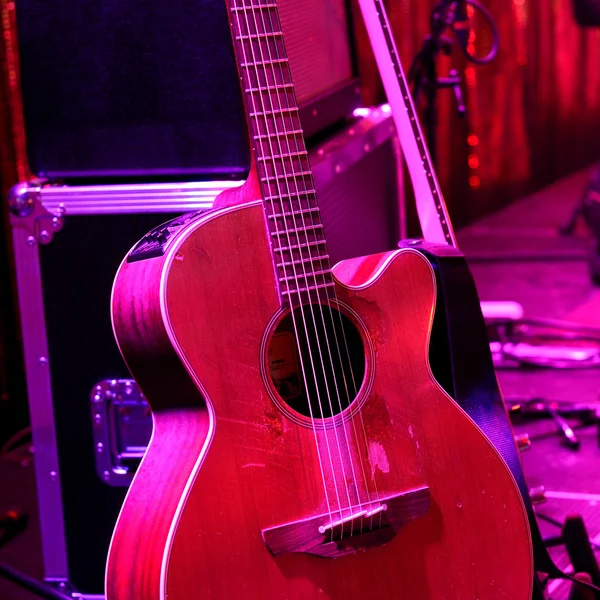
[106, 199, 533, 599]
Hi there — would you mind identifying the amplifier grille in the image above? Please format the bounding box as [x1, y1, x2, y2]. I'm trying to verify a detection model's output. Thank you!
[14, 0, 357, 178]
[279, 0, 353, 104]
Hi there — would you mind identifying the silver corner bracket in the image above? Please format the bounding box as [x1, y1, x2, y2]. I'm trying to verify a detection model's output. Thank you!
[8, 180, 65, 245]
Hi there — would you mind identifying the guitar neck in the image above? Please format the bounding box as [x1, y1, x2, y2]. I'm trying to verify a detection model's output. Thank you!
[227, 0, 334, 307]
[357, 0, 457, 248]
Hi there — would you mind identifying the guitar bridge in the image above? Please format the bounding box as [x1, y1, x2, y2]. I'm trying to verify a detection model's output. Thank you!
[317, 503, 387, 534]
[262, 486, 429, 558]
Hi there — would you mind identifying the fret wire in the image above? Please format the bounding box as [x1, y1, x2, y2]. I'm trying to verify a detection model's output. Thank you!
[279, 270, 331, 283]
[253, 129, 303, 139]
[274, 240, 327, 253]
[261, 170, 312, 182]
[249, 107, 299, 117]
[230, 3, 277, 10]
[234, 32, 283, 40]
[281, 282, 335, 296]
[271, 224, 323, 236]
[266, 205, 319, 218]
[241, 58, 288, 68]
[268, 207, 319, 219]
[278, 254, 330, 267]
[245, 83, 294, 93]
[263, 191, 316, 202]
[258, 150, 307, 161]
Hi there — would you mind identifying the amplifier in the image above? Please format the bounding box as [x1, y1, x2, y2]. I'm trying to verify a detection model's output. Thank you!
[13, 0, 360, 180]
[8, 109, 402, 596]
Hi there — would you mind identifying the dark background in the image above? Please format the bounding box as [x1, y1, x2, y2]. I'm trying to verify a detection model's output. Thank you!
[353, 0, 600, 227]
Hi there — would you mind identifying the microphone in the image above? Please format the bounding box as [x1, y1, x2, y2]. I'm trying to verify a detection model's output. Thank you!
[452, 0, 470, 51]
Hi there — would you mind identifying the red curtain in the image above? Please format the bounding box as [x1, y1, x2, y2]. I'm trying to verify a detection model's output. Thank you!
[0, 0, 28, 442]
[353, 0, 600, 229]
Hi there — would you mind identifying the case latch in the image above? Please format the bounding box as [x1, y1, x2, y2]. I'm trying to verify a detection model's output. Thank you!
[90, 379, 152, 486]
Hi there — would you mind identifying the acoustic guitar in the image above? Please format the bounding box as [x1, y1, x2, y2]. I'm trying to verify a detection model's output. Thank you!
[105, 0, 534, 597]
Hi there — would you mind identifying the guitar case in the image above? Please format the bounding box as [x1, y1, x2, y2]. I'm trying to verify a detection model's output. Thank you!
[401, 240, 577, 599]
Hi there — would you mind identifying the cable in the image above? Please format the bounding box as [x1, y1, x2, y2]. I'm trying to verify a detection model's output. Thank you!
[0, 561, 72, 600]
[488, 318, 600, 369]
[0, 426, 31, 457]
[459, 0, 499, 64]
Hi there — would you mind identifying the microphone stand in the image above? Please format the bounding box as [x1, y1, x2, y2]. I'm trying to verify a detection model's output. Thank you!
[408, 0, 498, 169]
[408, 1, 518, 325]
[408, 1, 466, 168]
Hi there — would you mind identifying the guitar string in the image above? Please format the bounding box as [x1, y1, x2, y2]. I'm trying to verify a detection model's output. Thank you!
[275, 92, 381, 533]
[328, 275, 384, 531]
[260, 3, 384, 533]
[232, 0, 340, 531]
[242, 0, 357, 534]
[253, 2, 363, 537]
[351, 0, 441, 530]
[258, 1, 376, 534]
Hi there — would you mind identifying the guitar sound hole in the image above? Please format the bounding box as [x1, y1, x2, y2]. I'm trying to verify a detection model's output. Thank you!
[268, 305, 366, 419]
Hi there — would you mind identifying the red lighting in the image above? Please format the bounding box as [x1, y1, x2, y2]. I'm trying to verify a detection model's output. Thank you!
[465, 67, 476, 87]
[469, 175, 481, 189]
[468, 155, 480, 169]
[468, 135, 479, 147]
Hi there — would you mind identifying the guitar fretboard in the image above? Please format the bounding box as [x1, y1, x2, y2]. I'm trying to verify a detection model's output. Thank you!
[228, 0, 334, 306]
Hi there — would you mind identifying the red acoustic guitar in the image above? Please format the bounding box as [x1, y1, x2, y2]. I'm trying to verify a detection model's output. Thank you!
[105, 0, 534, 598]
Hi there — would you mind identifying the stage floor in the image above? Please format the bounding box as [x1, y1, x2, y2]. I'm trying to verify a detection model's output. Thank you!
[461, 166, 600, 599]
[1, 166, 599, 599]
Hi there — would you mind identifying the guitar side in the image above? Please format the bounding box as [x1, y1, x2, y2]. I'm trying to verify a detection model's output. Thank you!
[105, 180, 261, 600]
[106, 201, 533, 600]
[106, 234, 210, 600]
